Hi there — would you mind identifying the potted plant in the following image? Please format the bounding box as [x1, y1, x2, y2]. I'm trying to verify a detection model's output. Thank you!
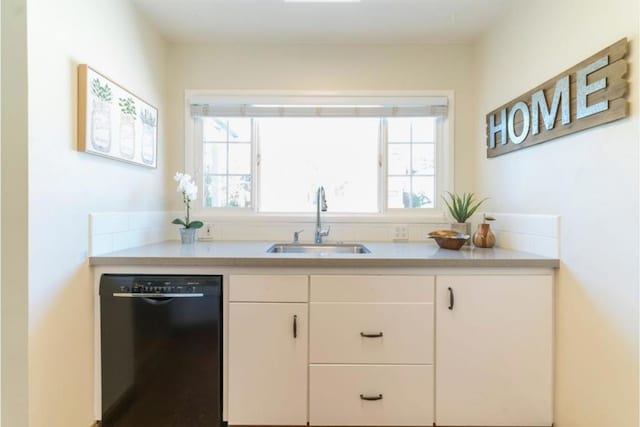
[172, 172, 204, 243]
[442, 192, 487, 243]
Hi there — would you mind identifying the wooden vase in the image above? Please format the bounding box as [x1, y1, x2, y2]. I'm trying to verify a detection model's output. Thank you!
[472, 223, 496, 248]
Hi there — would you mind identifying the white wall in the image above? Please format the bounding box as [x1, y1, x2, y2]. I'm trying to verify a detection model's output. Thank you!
[473, 1, 639, 426]
[166, 43, 477, 212]
[1, 0, 28, 426]
[26, 0, 167, 425]
[0, 1, 4, 424]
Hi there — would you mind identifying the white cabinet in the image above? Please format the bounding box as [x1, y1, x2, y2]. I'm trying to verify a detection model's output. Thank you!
[227, 272, 553, 427]
[309, 275, 435, 426]
[228, 276, 308, 425]
[435, 275, 553, 427]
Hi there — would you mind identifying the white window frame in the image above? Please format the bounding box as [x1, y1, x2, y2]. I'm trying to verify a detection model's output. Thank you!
[184, 90, 454, 223]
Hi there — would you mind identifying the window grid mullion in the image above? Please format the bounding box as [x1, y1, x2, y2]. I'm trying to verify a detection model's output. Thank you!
[409, 122, 414, 208]
[225, 122, 230, 207]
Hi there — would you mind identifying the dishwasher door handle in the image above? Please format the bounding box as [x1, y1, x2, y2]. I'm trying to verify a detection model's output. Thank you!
[112, 293, 204, 298]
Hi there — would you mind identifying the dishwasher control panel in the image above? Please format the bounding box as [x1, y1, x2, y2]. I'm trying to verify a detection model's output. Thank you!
[100, 274, 222, 296]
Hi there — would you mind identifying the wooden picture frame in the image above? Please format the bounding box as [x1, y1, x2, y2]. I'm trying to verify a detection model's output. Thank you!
[78, 64, 158, 168]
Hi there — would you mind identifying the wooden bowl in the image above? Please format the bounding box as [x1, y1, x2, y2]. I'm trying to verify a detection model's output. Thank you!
[428, 230, 470, 250]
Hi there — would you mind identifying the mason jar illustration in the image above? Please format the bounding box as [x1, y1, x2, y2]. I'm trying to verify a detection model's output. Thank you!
[118, 97, 136, 160]
[140, 109, 156, 165]
[90, 78, 113, 153]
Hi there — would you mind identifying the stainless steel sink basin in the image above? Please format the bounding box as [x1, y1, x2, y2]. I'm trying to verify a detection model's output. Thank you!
[267, 243, 371, 254]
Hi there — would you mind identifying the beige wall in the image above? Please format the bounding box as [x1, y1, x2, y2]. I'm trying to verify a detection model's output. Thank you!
[26, 0, 167, 425]
[472, 1, 639, 426]
[1, 0, 28, 426]
[166, 42, 476, 208]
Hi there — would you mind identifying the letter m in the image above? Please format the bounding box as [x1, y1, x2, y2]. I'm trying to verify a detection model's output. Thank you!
[531, 75, 570, 135]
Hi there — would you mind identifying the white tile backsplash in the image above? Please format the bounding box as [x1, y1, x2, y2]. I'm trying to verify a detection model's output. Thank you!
[89, 211, 173, 255]
[471, 213, 560, 258]
[90, 210, 560, 259]
[90, 213, 129, 235]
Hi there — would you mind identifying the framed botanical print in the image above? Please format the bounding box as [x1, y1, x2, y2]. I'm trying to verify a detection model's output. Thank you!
[78, 64, 158, 168]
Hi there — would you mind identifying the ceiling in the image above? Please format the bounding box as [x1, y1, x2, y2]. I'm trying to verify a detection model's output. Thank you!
[131, 0, 519, 44]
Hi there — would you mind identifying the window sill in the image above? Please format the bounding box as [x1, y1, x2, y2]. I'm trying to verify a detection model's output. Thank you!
[191, 210, 449, 224]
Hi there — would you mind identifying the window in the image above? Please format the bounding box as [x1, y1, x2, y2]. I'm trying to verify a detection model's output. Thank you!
[190, 94, 451, 216]
[202, 118, 253, 208]
[387, 118, 437, 209]
[259, 118, 380, 213]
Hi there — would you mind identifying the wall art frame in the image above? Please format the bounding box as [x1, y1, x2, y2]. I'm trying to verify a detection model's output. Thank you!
[78, 64, 158, 168]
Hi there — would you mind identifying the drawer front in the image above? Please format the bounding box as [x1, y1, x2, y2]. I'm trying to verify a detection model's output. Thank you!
[310, 303, 433, 364]
[309, 365, 434, 426]
[310, 275, 434, 302]
[230, 275, 308, 302]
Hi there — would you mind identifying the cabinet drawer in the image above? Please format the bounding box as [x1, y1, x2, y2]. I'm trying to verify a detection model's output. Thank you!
[230, 275, 308, 302]
[310, 303, 433, 364]
[310, 275, 434, 302]
[309, 365, 434, 426]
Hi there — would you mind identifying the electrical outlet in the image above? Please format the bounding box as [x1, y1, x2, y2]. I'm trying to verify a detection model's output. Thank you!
[392, 224, 409, 241]
[201, 223, 214, 240]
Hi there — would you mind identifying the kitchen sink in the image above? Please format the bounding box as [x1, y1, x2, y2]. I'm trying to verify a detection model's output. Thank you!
[267, 243, 371, 254]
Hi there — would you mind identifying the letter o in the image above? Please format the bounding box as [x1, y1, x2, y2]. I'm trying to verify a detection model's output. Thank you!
[508, 101, 530, 145]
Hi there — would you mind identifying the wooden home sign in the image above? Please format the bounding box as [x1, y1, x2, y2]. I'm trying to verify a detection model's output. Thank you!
[486, 38, 629, 158]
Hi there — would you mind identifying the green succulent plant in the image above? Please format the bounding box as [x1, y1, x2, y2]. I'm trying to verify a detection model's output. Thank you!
[442, 192, 488, 223]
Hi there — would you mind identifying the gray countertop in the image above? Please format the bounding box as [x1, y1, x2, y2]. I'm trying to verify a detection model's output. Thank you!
[89, 241, 559, 268]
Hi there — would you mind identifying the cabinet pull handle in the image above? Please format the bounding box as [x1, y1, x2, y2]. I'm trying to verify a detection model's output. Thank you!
[293, 314, 298, 338]
[360, 332, 384, 338]
[448, 287, 455, 310]
[360, 394, 383, 401]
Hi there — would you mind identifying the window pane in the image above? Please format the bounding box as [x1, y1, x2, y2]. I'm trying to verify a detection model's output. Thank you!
[412, 143, 435, 175]
[227, 118, 252, 142]
[411, 118, 436, 142]
[388, 177, 411, 208]
[204, 143, 227, 174]
[204, 175, 227, 208]
[412, 176, 435, 208]
[388, 144, 411, 175]
[259, 118, 379, 213]
[202, 118, 229, 142]
[228, 176, 252, 208]
[228, 143, 251, 174]
[387, 118, 412, 142]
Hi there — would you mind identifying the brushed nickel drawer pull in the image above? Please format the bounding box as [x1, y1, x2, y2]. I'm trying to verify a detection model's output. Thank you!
[360, 332, 384, 338]
[360, 394, 383, 401]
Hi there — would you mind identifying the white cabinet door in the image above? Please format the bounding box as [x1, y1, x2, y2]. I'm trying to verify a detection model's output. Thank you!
[435, 275, 553, 427]
[228, 303, 308, 425]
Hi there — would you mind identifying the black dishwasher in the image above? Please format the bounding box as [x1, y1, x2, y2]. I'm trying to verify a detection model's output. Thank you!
[100, 274, 223, 427]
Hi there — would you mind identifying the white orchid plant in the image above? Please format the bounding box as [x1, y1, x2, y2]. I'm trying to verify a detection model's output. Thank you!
[172, 172, 204, 229]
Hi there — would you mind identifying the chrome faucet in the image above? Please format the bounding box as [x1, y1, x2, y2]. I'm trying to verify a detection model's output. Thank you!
[315, 186, 330, 244]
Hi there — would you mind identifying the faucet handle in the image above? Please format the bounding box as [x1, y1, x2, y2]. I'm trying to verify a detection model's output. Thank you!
[293, 229, 304, 243]
[320, 225, 331, 237]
